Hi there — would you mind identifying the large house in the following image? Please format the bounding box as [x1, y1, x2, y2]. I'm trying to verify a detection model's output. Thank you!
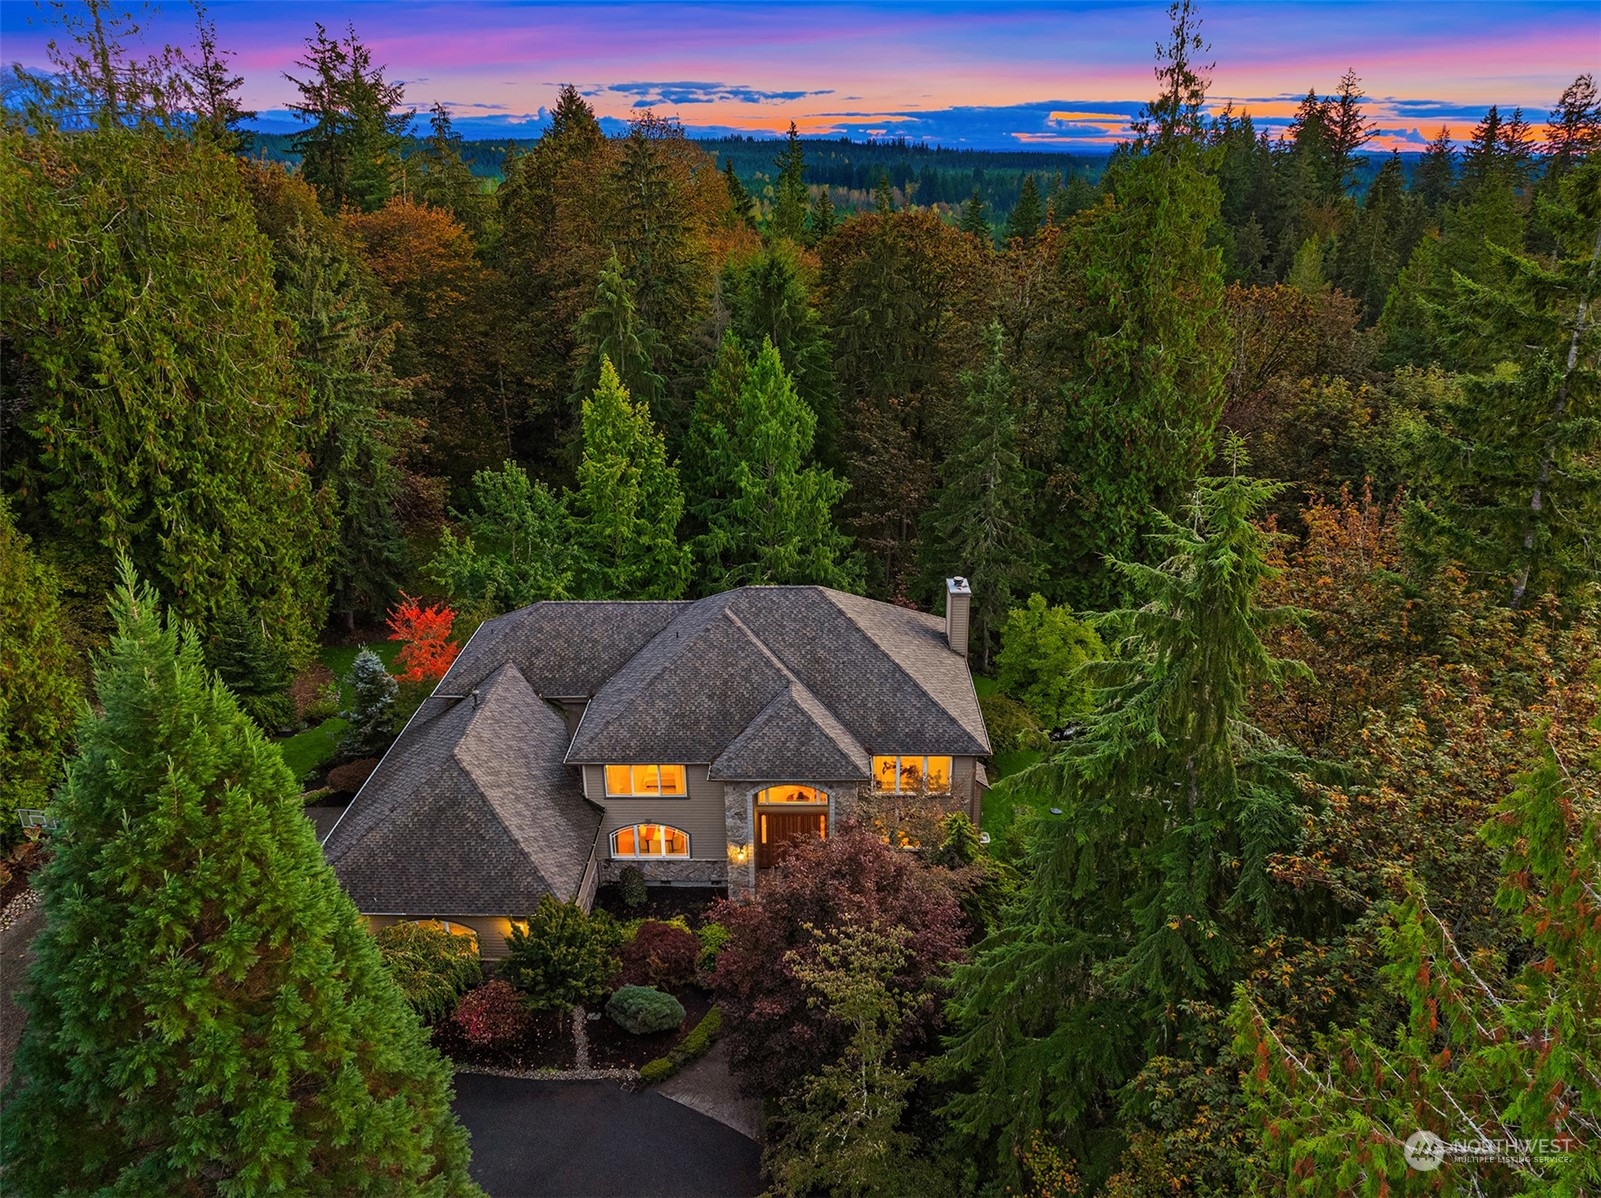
[322, 580, 991, 957]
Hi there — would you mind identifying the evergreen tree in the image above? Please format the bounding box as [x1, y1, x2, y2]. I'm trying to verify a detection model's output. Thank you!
[571, 250, 666, 423]
[722, 158, 756, 229]
[1460, 104, 1507, 197]
[183, 3, 253, 151]
[807, 185, 837, 243]
[1004, 174, 1042, 245]
[273, 224, 411, 631]
[772, 121, 809, 241]
[1325, 67, 1376, 186]
[958, 188, 992, 242]
[921, 323, 1036, 668]
[1331, 152, 1415, 322]
[1, 123, 327, 653]
[694, 340, 858, 590]
[682, 332, 752, 527]
[1409, 161, 1601, 607]
[1412, 125, 1456, 210]
[286, 22, 412, 213]
[0, 567, 479, 1195]
[429, 461, 580, 611]
[1498, 105, 1538, 189]
[1544, 72, 1600, 180]
[874, 171, 896, 214]
[416, 103, 486, 236]
[941, 446, 1309, 1183]
[0, 501, 81, 834]
[26, 0, 189, 130]
[573, 357, 692, 599]
[1046, 0, 1228, 605]
[206, 595, 295, 732]
[341, 646, 398, 757]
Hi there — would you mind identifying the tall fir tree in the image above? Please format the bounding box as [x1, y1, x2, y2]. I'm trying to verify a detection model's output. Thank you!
[1004, 174, 1042, 245]
[921, 323, 1037, 669]
[723, 158, 757, 229]
[286, 22, 412, 213]
[205, 594, 295, 733]
[693, 339, 858, 591]
[1412, 125, 1456, 210]
[0, 566, 479, 1195]
[941, 446, 1309, 1186]
[959, 188, 992, 242]
[772, 121, 810, 241]
[416, 103, 486, 235]
[807, 185, 837, 244]
[1543, 72, 1600, 180]
[183, 3, 253, 151]
[573, 357, 692, 599]
[571, 250, 666, 426]
[1045, 0, 1228, 605]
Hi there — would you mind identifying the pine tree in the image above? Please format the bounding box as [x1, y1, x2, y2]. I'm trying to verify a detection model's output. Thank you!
[723, 158, 756, 229]
[1544, 72, 1600, 180]
[807, 185, 837, 243]
[694, 340, 858, 590]
[340, 646, 398, 757]
[921, 323, 1037, 669]
[0, 566, 479, 1195]
[0, 501, 81, 834]
[286, 22, 412, 213]
[958, 188, 992, 242]
[571, 250, 666, 423]
[1460, 104, 1507, 197]
[874, 171, 896, 214]
[1412, 125, 1456, 210]
[1408, 161, 1601, 606]
[1325, 67, 1376, 187]
[1331, 152, 1415, 322]
[1045, 1, 1228, 604]
[941, 444, 1309, 1181]
[416, 103, 485, 235]
[1499, 106, 1538, 189]
[184, 3, 253, 151]
[573, 357, 692, 599]
[206, 595, 295, 733]
[429, 461, 581, 611]
[772, 121, 809, 241]
[1004, 174, 1042, 245]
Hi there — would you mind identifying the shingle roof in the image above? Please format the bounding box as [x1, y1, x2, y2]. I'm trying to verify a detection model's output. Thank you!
[323, 664, 601, 913]
[709, 679, 871, 781]
[565, 586, 989, 764]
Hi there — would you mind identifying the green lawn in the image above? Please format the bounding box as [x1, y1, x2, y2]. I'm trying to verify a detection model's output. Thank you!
[276, 641, 402, 787]
[981, 749, 1048, 847]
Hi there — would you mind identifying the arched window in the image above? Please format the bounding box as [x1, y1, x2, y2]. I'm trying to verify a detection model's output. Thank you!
[755, 785, 827, 805]
[610, 823, 690, 858]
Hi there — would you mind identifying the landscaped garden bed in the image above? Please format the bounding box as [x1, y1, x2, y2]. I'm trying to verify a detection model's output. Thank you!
[588, 984, 714, 1070]
[593, 883, 724, 926]
[428, 1005, 575, 1072]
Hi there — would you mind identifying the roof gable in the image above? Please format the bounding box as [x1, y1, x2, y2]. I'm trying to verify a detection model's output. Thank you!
[709, 680, 871, 780]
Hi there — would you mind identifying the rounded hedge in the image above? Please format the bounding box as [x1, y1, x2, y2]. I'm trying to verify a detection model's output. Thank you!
[606, 985, 685, 1035]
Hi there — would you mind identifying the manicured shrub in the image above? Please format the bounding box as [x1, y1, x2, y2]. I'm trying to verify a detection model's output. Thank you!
[696, 922, 731, 971]
[638, 1008, 724, 1084]
[618, 864, 648, 908]
[618, 920, 700, 990]
[339, 647, 397, 757]
[503, 895, 623, 1011]
[326, 757, 380, 795]
[374, 922, 482, 1024]
[606, 985, 685, 1035]
[708, 819, 968, 1095]
[453, 980, 531, 1048]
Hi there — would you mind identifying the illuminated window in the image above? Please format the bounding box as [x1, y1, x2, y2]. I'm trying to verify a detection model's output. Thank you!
[870, 755, 954, 793]
[604, 765, 688, 797]
[755, 785, 827, 805]
[610, 823, 690, 858]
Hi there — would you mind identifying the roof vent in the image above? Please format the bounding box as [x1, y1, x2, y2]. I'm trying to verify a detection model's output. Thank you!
[945, 577, 971, 660]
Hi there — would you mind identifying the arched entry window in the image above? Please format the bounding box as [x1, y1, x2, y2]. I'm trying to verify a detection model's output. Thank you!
[755, 785, 827, 805]
[611, 824, 690, 858]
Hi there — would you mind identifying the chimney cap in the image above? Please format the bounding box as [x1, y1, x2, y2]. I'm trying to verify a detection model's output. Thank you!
[946, 576, 971, 595]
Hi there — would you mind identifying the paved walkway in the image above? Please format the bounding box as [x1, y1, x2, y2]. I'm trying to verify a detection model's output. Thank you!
[453, 1073, 762, 1198]
[657, 1040, 762, 1142]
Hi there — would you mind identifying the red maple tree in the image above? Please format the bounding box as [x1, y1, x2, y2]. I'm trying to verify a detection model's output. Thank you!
[386, 593, 460, 684]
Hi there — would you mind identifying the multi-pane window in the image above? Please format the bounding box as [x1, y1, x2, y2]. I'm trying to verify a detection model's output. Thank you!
[755, 785, 827, 805]
[604, 764, 688, 797]
[871, 755, 953, 793]
[610, 824, 690, 858]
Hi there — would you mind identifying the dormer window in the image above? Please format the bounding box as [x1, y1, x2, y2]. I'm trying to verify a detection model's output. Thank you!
[604, 764, 688, 797]
[872, 755, 952, 793]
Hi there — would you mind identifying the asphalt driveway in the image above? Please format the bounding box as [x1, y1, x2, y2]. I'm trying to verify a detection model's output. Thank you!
[453, 1073, 763, 1198]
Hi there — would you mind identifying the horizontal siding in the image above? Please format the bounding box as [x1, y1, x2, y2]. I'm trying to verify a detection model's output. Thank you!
[591, 763, 728, 861]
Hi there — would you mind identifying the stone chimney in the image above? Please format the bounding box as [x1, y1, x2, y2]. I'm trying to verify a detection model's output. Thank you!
[945, 577, 971, 659]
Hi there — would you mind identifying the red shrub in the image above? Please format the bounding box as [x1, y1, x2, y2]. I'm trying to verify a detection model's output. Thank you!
[453, 980, 531, 1048]
[617, 921, 700, 990]
[708, 820, 969, 1096]
[387, 592, 461, 684]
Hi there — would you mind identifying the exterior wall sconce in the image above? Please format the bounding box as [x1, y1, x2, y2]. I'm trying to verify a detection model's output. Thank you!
[727, 843, 751, 866]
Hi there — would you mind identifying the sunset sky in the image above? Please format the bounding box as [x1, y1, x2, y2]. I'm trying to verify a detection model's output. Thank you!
[2, 0, 1595, 150]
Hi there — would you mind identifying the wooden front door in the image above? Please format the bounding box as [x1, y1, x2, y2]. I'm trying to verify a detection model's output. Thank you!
[756, 809, 827, 868]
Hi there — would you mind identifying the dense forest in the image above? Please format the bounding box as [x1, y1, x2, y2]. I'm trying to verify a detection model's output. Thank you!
[1, 0, 1598, 1193]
